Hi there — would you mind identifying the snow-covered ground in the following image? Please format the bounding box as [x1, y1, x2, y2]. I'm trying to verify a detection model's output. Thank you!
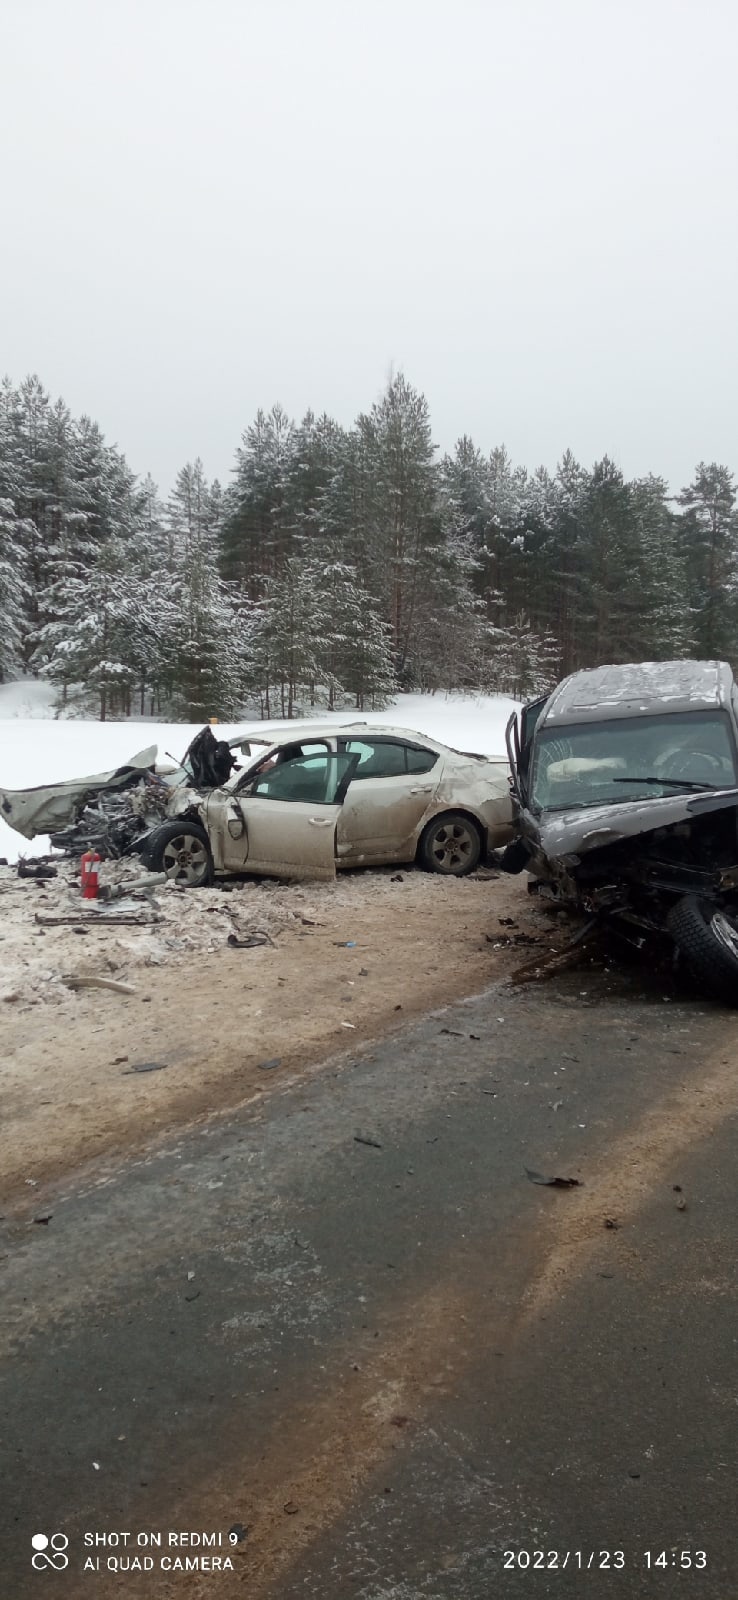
[0, 680, 518, 862]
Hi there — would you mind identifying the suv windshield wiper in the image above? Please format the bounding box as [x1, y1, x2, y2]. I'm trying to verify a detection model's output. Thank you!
[612, 776, 719, 792]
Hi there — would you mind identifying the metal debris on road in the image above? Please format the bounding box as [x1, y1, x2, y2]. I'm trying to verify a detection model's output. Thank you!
[227, 932, 273, 948]
[37, 911, 160, 927]
[354, 1134, 382, 1149]
[122, 1062, 169, 1074]
[525, 1168, 582, 1188]
[18, 860, 57, 880]
[63, 976, 136, 995]
[258, 1057, 283, 1071]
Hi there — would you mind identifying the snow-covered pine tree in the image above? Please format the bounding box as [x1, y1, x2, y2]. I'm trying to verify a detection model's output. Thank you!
[355, 373, 438, 682]
[627, 475, 692, 660]
[167, 460, 246, 720]
[677, 464, 738, 659]
[220, 405, 296, 594]
[306, 558, 396, 710]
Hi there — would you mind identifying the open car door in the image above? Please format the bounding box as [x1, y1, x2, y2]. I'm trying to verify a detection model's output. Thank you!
[210, 749, 360, 880]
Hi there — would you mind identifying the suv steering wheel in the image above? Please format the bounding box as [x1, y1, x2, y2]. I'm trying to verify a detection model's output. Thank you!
[660, 749, 725, 782]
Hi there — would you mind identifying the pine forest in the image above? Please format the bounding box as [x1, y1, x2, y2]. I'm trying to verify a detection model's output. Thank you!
[1, 371, 736, 720]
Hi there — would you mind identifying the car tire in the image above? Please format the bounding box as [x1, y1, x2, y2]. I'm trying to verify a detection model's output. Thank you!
[666, 895, 738, 1004]
[141, 820, 214, 888]
[419, 812, 482, 876]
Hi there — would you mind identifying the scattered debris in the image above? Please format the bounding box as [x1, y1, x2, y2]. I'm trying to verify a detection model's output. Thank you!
[354, 1134, 382, 1149]
[334, 940, 357, 947]
[358, 967, 369, 977]
[122, 1061, 169, 1074]
[18, 859, 57, 880]
[227, 932, 273, 948]
[228, 1524, 249, 1544]
[389, 1414, 411, 1428]
[525, 1168, 582, 1188]
[98, 870, 170, 902]
[549, 1100, 564, 1112]
[676, 1195, 688, 1212]
[32, 1214, 53, 1225]
[390, 874, 403, 882]
[36, 911, 160, 928]
[440, 1027, 465, 1037]
[604, 1217, 620, 1229]
[283, 1501, 299, 1516]
[258, 1058, 282, 1071]
[509, 926, 600, 987]
[62, 976, 137, 995]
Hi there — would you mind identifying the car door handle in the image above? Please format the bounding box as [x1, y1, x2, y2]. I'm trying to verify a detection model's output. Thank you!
[410, 785, 433, 794]
[309, 817, 334, 826]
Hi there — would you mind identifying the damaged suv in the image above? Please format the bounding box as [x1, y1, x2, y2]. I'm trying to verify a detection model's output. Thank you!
[505, 660, 738, 1002]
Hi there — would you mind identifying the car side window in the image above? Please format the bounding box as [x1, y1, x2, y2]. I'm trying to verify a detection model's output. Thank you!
[250, 754, 329, 803]
[343, 739, 407, 778]
[405, 745, 438, 774]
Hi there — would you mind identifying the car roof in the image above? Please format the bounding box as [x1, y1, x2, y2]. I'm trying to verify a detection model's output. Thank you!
[233, 722, 446, 751]
[540, 660, 735, 726]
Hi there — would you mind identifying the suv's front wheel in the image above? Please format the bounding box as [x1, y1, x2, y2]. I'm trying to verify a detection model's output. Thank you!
[667, 895, 738, 1004]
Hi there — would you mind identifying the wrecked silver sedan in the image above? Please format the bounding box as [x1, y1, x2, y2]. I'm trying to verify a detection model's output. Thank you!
[142, 723, 514, 883]
[504, 659, 738, 1002]
[1, 722, 513, 883]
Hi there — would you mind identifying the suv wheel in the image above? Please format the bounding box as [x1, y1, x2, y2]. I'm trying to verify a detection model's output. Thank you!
[667, 895, 738, 1004]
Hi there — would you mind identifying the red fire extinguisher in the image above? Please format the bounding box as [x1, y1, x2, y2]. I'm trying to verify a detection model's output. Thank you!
[80, 847, 101, 899]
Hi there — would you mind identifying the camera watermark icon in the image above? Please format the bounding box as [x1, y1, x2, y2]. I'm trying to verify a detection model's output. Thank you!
[32, 1534, 69, 1571]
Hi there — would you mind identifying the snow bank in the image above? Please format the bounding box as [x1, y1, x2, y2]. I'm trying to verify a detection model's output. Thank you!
[0, 682, 518, 862]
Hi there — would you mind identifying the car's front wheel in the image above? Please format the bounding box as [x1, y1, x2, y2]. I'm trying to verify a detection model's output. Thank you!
[667, 895, 738, 1004]
[141, 820, 214, 888]
[419, 812, 482, 876]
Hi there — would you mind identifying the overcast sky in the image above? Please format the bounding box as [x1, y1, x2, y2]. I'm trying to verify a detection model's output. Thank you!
[2, 0, 736, 494]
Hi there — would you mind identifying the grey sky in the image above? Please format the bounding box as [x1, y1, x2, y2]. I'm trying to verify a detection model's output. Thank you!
[2, 0, 736, 495]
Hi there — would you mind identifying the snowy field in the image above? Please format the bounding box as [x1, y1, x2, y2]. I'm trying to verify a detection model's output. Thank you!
[0, 680, 518, 863]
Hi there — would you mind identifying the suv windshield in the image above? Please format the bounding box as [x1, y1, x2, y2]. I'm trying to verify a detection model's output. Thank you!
[530, 711, 737, 811]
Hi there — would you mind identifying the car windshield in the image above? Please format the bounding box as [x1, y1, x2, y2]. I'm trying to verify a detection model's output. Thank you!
[530, 711, 738, 811]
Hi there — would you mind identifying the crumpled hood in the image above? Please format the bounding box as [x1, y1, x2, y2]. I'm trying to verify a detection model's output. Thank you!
[0, 747, 158, 840]
[532, 786, 738, 860]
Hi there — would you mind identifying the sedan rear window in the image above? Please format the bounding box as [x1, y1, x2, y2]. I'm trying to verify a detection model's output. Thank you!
[342, 739, 438, 778]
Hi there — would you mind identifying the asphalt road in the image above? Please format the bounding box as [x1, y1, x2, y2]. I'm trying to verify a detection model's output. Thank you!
[2, 961, 737, 1598]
